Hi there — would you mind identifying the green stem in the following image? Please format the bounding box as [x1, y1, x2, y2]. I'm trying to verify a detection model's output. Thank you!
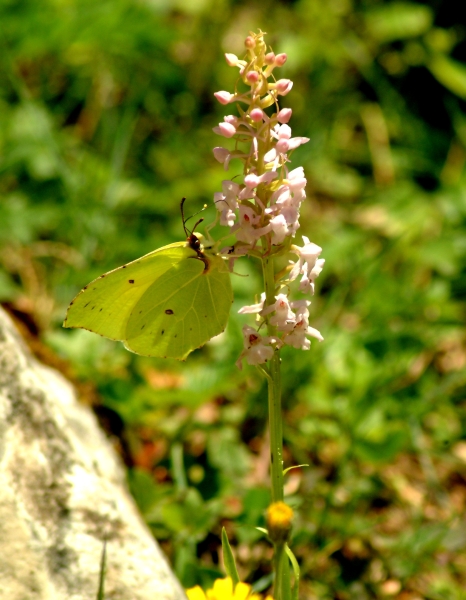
[262, 256, 284, 504]
[274, 543, 285, 599]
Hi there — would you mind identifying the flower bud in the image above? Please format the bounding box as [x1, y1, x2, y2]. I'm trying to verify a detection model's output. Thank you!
[277, 108, 292, 124]
[249, 108, 264, 122]
[245, 36, 255, 49]
[264, 51, 275, 65]
[274, 53, 287, 67]
[246, 70, 259, 84]
[213, 122, 236, 138]
[224, 115, 239, 126]
[225, 53, 239, 67]
[214, 91, 234, 105]
[266, 501, 294, 544]
[275, 79, 293, 96]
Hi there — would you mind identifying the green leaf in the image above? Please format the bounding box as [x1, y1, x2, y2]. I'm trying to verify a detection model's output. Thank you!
[365, 3, 433, 42]
[96, 541, 107, 600]
[285, 545, 300, 600]
[283, 464, 309, 476]
[221, 527, 240, 587]
[428, 54, 466, 99]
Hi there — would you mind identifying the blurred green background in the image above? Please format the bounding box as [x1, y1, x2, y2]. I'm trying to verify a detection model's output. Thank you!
[1, 0, 466, 598]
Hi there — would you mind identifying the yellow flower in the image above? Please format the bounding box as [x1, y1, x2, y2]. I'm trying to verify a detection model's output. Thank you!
[186, 577, 274, 600]
[266, 501, 294, 543]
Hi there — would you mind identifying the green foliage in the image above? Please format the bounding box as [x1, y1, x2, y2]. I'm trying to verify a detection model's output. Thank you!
[1, 0, 466, 598]
[222, 527, 240, 587]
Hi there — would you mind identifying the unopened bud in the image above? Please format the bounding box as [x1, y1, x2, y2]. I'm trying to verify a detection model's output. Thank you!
[246, 70, 259, 84]
[266, 502, 294, 543]
[214, 91, 235, 105]
[225, 53, 239, 67]
[249, 108, 264, 122]
[213, 122, 236, 138]
[274, 53, 287, 67]
[277, 108, 292, 123]
[265, 52, 276, 65]
[245, 36, 255, 49]
[275, 79, 293, 96]
[224, 115, 239, 126]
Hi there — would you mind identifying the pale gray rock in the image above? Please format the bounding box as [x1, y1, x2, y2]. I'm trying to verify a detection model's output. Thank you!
[0, 307, 187, 600]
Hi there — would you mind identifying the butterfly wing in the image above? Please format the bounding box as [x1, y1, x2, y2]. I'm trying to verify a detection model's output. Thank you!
[63, 243, 192, 340]
[126, 252, 233, 359]
[64, 243, 233, 359]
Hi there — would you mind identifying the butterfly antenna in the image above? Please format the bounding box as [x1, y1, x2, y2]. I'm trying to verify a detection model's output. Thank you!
[180, 198, 208, 236]
[180, 198, 189, 238]
[191, 217, 204, 233]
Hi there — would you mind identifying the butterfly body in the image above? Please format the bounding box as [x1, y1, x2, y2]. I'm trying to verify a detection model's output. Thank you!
[63, 238, 233, 359]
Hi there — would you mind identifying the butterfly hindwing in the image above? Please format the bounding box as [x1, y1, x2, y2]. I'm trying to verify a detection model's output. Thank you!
[126, 252, 232, 359]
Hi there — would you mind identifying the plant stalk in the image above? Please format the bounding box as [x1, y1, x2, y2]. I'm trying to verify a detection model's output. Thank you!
[262, 255, 284, 504]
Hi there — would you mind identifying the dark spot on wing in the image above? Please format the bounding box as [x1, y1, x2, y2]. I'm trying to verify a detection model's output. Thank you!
[84, 302, 90, 308]
[174, 334, 177, 338]
[83, 286, 88, 290]
[122, 265, 127, 269]
[93, 287, 97, 290]
[139, 310, 142, 314]
[161, 330, 165, 335]
[165, 309, 174, 315]
[141, 324, 145, 330]
[99, 308, 102, 312]
[91, 306, 96, 310]
[129, 279, 135, 284]
[100, 274, 106, 278]
[70, 301, 74, 305]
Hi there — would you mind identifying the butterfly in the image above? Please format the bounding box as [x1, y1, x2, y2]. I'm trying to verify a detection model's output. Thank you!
[63, 200, 233, 359]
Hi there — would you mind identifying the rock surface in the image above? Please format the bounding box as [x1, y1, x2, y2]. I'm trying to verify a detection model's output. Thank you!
[0, 307, 186, 600]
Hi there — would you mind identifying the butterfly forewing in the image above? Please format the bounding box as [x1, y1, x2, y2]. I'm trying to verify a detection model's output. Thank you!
[63, 243, 194, 340]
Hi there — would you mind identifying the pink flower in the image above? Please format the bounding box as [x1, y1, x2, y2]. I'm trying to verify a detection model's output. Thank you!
[214, 180, 240, 226]
[269, 214, 291, 244]
[264, 126, 309, 162]
[287, 167, 307, 191]
[261, 294, 295, 331]
[289, 237, 324, 294]
[282, 301, 323, 349]
[238, 293, 265, 314]
[244, 172, 276, 189]
[213, 147, 230, 164]
[232, 205, 270, 243]
[236, 325, 276, 368]
[283, 321, 323, 349]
